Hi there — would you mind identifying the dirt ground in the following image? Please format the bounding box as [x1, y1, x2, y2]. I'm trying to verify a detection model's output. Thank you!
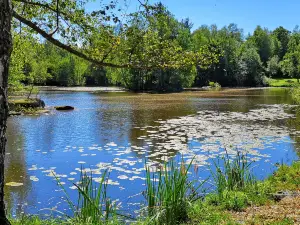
[231, 196, 300, 224]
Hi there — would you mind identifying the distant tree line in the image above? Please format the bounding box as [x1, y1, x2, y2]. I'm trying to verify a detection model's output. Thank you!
[9, 3, 300, 93]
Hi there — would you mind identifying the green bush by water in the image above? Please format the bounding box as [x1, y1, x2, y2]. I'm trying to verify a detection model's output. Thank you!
[290, 87, 300, 104]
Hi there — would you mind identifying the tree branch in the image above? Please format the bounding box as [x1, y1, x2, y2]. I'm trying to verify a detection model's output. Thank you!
[12, 10, 144, 69]
[48, 0, 59, 36]
[13, 0, 93, 34]
[14, 0, 57, 13]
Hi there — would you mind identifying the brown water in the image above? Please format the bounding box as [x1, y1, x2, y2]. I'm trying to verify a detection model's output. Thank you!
[5, 88, 300, 217]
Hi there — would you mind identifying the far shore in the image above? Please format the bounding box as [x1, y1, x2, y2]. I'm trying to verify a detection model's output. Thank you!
[37, 86, 126, 92]
[36, 86, 287, 94]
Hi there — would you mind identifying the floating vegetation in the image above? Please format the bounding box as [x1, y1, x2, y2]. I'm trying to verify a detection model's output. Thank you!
[30, 176, 39, 182]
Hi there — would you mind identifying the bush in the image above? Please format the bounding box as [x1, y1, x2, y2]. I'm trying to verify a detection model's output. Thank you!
[222, 191, 248, 211]
[290, 87, 300, 104]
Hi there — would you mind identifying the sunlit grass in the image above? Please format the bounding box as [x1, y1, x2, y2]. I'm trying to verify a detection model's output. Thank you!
[268, 78, 300, 87]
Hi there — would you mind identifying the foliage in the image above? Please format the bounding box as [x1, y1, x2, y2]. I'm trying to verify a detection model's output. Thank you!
[291, 87, 300, 104]
[10, 0, 300, 91]
[250, 26, 274, 65]
[9, 32, 51, 94]
[273, 26, 290, 60]
[268, 78, 300, 87]
[266, 55, 281, 77]
[237, 46, 265, 86]
[210, 151, 256, 194]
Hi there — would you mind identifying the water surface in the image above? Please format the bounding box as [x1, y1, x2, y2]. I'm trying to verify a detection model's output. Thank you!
[5, 88, 300, 217]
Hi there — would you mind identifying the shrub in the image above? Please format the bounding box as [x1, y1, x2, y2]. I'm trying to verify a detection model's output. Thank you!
[290, 87, 300, 104]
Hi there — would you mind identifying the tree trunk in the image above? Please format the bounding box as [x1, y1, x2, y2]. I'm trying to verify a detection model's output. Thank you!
[0, 0, 12, 224]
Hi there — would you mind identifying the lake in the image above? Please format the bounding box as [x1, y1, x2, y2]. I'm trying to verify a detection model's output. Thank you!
[5, 88, 300, 218]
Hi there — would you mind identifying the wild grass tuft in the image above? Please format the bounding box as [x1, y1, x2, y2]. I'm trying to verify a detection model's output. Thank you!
[208, 151, 260, 211]
[211, 151, 256, 194]
[144, 158, 206, 224]
[54, 169, 119, 224]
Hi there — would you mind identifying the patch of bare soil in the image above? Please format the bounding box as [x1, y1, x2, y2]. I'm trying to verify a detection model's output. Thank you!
[231, 196, 300, 224]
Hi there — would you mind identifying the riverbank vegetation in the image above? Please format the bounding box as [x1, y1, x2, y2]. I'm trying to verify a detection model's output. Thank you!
[10, 153, 300, 225]
[9, 2, 300, 93]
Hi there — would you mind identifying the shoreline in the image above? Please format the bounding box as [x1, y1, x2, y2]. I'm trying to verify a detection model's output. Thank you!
[37, 86, 287, 94]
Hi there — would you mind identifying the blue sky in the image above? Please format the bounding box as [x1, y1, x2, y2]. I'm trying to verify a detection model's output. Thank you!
[88, 0, 300, 34]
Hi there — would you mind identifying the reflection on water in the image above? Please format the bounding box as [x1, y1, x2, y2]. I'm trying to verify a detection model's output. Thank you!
[5, 88, 300, 216]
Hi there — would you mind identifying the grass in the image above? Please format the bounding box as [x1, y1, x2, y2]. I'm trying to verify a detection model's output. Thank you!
[204, 151, 270, 211]
[9, 157, 300, 225]
[268, 78, 300, 87]
[144, 158, 206, 224]
[56, 169, 119, 224]
[8, 98, 46, 114]
[265, 161, 300, 191]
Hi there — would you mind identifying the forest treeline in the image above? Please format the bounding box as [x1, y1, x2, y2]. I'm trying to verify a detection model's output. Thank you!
[9, 3, 300, 92]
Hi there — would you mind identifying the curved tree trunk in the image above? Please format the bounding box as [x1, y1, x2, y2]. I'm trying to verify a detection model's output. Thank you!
[0, 0, 12, 224]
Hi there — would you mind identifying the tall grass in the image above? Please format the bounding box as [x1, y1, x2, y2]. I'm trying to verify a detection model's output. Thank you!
[206, 151, 259, 211]
[210, 151, 256, 195]
[144, 159, 206, 224]
[54, 170, 118, 224]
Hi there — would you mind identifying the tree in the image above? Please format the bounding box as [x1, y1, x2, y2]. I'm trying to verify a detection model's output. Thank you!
[281, 50, 300, 82]
[237, 46, 265, 86]
[0, 1, 12, 224]
[251, 26, 273, 65]
[266, 55, 281, 78]
[273, 26, 290, 60]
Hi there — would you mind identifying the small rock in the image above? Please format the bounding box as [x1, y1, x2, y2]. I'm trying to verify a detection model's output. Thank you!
[55, 106, 75, 111]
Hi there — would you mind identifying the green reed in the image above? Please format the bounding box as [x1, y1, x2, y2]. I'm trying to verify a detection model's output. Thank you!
[54, 169, 118, 225]
[144, 158, 206, 225]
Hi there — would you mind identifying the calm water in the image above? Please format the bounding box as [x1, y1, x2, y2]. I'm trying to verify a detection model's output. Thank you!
[5, 88, 300, 217]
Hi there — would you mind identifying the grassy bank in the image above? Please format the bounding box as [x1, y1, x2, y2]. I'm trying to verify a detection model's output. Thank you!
[268, 78, 300, 87]
[10, 154, 300, 225]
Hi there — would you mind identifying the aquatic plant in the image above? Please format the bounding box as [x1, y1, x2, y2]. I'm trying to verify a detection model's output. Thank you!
[144, 158, 206, 224]
[54, 169, 118, 224]
[210, 151, 256, 195]
[205, 151, 262, 211]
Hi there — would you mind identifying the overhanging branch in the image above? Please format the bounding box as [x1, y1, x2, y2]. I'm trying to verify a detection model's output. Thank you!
[12, 10, 140, 69]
